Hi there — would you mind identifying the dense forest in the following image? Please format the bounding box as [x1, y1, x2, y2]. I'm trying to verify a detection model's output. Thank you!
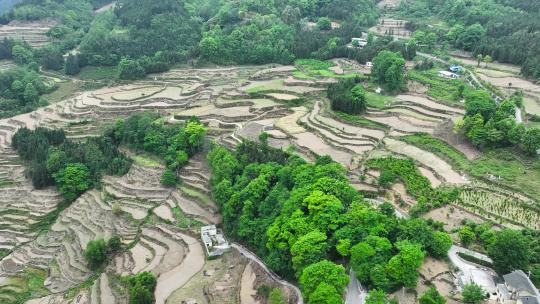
[207, 139, 453, 301]
[105, 112, 207, 185]
[0, 0, 390, 79]
[398, 0, 540, 79]
[12, 127, 131, 201]
[458, 91, 540, 154]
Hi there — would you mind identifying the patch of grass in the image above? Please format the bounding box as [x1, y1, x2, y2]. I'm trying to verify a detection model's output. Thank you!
[172, 207, 203, 229]
[294, 59, 362, 79]
[64, 272, 101, 299]
[0, 249, 9, 259]
[400, 133, 470, 170]
[42, 81, 82, 104]
[333, 111, 389, 130]
[0, 268, 49, 304]
[365, 91, 394, 108]
[407, 69, 470, 103]
[470, 149, 540, 202]
[78, 66, 117, 81]
[295, 59, 335, 71]
[131, 154, 162, 168]
[179, 185, 214, 207]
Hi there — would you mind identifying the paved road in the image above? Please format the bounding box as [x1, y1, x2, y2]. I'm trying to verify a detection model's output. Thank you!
[232, 243, 304, 304]
[345, 269, 367, 304]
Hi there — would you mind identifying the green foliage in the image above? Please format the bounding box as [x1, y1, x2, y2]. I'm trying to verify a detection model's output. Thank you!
[317, 17, 332, 31]
[269, 288, 286, 304]
[366, 157, 458, 215]
[386, 241, 425, 289]
[461, 90, 537, 155]
[84, 239, 107, 270]
[117, 58, 146, 80]
[125, 272, 157, 304]
[327, 78, 367, 114]
[419, 287, 446, 304]
[299, 260, 349, 301]
[398, 0, 540, 79]
[458, 226, 476, 247]
[462, 283, 486, 304]
[372, 51, 405, 92]
[109, 113, 206, 183]
[160, 169, 178, 186]
[12, 127, 131, 199]
[487, 229, 530, 274]
[406, 69, 469, 103]
[401, 134, 470, 170]
[0, 66, 51, 119]
[308, 282, 343, 304]
[65, 54, 81, 75]
[365, 289, 394, 304]
[53, 163, 92, 202]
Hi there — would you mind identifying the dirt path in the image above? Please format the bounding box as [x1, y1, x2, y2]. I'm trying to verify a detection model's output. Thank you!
[240, 262, 261, 304]
[156, 230, 205, 304]
[232, 243, 303, 304]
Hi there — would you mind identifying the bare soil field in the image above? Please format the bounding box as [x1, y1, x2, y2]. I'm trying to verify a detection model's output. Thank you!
[369, 18, 411, 39]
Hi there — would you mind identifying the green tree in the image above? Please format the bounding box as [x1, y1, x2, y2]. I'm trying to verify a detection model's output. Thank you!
[199, 36, 221, 62]
[309, 282, 342, 304]
[464, 90, 497, 121]
[365, 289, 390, 304]
[476, 54, 483, 67]
[299, 260, 348, 299]
[291, 230, 328, 275]
[386, 241, 425, 289]
[185, 121, 207, 154]
[336, 239, 351, 257]
[268, 288, 285, 304]
[84, 239, 107, 269]
[107, 235, 122, 253]
[161, 168, 177, 186]
[372, 51, 405, 92]
[350, 85, 367, 113]
[53, 163, 92, 201]
[65, 54, 81, 75]
[483, 55, 492, 68]
[431, 231, 452, 258]
[23, 83, 39, 104]
[12, 45, 33, 64]
[127, 272, 157, 304]
[522, 128, 540, 155]
[317, 17, 332, 30]
[118, 58, 145, 80]
[459, 226, 476, 247]
[487, 229, 530, 274]
[419, 287, 446, 304]
[462, 283, 486, 304]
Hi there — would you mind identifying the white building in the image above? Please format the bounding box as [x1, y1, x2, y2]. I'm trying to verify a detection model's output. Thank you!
[439, 71, 459, 79]
[497, 270, 540, 304]
[201, 225, 230, 257]
[351, 38, 368, 48]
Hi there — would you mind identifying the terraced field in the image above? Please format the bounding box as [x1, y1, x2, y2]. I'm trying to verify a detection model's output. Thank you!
[0, 20, 55, 48]
[0, 60, 537, 303]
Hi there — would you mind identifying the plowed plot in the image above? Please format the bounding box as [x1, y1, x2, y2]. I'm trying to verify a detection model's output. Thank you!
[0, 20, 55, 48]
[395, 94, 464, 115]
[384, 138, 468, 185]
[294, 132, 353, 166]
[369, 18, 411, 39]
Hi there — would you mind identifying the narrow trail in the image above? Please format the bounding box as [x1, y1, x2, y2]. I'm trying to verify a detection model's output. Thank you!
[231, 243, 304, 304]
[155, 232, 205, 304]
